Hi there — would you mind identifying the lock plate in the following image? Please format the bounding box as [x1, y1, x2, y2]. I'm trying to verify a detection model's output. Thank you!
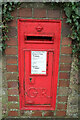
[29, 78, 32, 82]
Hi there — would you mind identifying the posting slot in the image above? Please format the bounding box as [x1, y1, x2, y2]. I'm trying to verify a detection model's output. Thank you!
[24, 35, 54, 44]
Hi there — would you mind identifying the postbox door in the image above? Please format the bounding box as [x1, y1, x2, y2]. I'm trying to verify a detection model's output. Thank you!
[24, 50, 54, 106]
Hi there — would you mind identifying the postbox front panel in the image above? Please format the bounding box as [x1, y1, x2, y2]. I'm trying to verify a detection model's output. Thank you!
[25, 50, 53, 105]
[18, 19, 61, 110]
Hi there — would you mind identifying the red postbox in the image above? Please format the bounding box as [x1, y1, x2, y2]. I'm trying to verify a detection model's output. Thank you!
[18, 19, 61, 110]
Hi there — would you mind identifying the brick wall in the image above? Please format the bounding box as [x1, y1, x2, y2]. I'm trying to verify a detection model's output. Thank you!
[3, 3, 72, 118]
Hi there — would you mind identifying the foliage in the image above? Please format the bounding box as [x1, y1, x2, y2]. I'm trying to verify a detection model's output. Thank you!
[2, 2, 21, 51]
[64, 2, 80, 56]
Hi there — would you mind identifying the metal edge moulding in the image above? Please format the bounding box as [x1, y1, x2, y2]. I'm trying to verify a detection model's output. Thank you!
[18, 19, 61, 110]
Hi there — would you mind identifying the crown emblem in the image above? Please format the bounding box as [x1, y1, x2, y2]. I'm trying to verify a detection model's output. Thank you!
[36, 24, 43, 32]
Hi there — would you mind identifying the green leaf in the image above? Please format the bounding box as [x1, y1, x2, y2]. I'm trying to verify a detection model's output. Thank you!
[75, 21, 78, 26]
[76, 7, 80, 16]
[77, 26, 80, 31]
[75, 8, 78, 14]
[9, 7, 12, 11]
[64, 7, 72, 18]
[10, 3, 13, 5]
[77, 36, 80, 41]
[66, 18, 72, 23]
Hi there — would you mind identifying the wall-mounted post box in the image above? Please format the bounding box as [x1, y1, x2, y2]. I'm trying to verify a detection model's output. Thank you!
[18, 19, 61, 110]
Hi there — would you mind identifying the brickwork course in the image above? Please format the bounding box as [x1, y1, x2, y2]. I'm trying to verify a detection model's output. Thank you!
[2, 2, 78, 119]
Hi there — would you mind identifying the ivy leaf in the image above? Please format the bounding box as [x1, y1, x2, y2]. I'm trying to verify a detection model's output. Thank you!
[9, 3, 13, 5]
[9, 7, 12, 11]
[0, 46, 2, 52]
[75, 8, 78, 14]
[71, 32, 77, 39]
[77, 26, 80, 31]
[2, 44, 7, 50]
[75, 21, 79, 26]
[66, 18, 72, 23]
[64, 7, 72, 18]
[76, 7, 80, 16]
[77, 36, 80, 41]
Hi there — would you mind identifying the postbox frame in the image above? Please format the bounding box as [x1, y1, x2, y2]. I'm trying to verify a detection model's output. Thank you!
[18, 19, 61, 110]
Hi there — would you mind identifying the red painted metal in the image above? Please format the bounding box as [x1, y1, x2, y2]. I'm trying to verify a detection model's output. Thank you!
[18, 19, 61, 110]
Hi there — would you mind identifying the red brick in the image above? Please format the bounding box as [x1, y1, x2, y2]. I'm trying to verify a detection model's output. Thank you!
[7, 19, 16, 27]
[59, 80, 69, 87]
[6, 65, 18, 72]
[60, 56, 72, 64]
[62, 10, 67, 19]
[58, 96, 68, 102]
[20, 110, 24, 116]
[8, 103, 19, 109]
[8, 96, 18, 101]
[8, 81, 18, 88]
[8, 89, 18, 95]
[59, 72, 70, 79]
[62, 20, 71, 37]
[47, 9, 61, 18]
[6, 73, 18, 80]
[11, 10, 17, 17]
[62, 37, 72, 46]
[63, 20, 70, 27]
[58, 88, 68, 96]
[33, 8, 46, 18]
[5, 47, 17, 55]
[6, 56, 17, 64]
[61, 46, 72, 54]
[32, 111, 42, 117]
[7, 28, 17, 37]
[56, 111, 66, 116]
[57, 104, 67, 110]
[5, 38, 17, 46]
[44, 111, 54, 117]
[20, 110, 32, 116]
[18, 8, 32, 17]
[8, 111, 18, 116]
[60, 64, 71, 71]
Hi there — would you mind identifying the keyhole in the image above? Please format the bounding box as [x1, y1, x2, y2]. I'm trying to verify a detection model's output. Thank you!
[29, 78, 32, 82]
